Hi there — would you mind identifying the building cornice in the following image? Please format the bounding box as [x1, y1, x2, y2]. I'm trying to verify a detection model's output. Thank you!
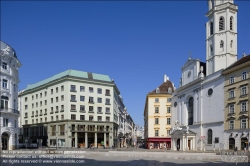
[205, 2, 238, 17]
[222, 61, 250, 75]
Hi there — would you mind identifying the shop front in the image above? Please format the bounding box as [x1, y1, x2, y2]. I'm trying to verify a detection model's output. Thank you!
[146, 137, 171, 149]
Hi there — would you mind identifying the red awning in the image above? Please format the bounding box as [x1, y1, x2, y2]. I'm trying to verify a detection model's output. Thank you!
[147, 138, 171, 142]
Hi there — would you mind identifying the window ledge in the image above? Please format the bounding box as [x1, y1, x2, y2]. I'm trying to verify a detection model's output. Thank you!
[55, 111, 59, 113]
[79, 110, 86, 113]
[70, 110, 77, 112]
[70, 100, 77, 102]
[88, 111, 94, 113]
[105, 112, 111, 114]
[70, 90, 77, 92]
[44, 114, 47, 115]
[88, 102, 95, 104]
[228, 97, 235, 100]
[105, 94, 111, 96]
[97, 111, 103, 114]
[105, 103, 111, 105]
[60, 110, 64, 112]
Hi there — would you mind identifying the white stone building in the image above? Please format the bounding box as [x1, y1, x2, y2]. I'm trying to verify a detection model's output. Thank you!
[18, 69, 122, 148]
[171, 0, 238, 151]
[0, 41, 22, 150]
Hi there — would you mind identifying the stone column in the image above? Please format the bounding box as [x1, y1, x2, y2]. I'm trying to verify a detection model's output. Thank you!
[182, 136, 185, 151]
[104, 133, 106, 147]
[75, 125, 78, 148]
[85, 132, 88, 148]
[95, 132, 97, 148]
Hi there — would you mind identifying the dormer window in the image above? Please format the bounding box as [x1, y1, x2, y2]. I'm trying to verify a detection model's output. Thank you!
[168, 87, 172, 93]
[156, 88, 160, 93]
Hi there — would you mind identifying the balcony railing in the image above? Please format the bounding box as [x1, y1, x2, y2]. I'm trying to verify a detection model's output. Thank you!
[0, 108, 19, 114]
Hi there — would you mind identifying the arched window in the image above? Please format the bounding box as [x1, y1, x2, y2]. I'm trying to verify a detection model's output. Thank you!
[210, 45, 213, 55]
[210, 22, 213, 35]
[207, 129, 212, 144]
[230, 16, 233, 30]
[230, 40, 233, 51]
[219, 17, 224, 31]
[220, 40, 224, 51]
[188, 97, 194, 125]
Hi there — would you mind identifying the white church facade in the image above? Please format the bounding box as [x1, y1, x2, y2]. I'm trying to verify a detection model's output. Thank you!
[171, 0, 238, 151]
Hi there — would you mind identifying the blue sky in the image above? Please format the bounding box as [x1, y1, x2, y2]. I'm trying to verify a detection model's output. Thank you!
[1, 1, 250, 126]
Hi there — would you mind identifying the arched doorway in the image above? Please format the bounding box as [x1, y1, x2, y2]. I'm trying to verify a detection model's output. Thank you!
[229, 138, 235, 150]
[177, 138, 180, 150]
[2, 132, 9, 150]
[241, 137, 248, 150]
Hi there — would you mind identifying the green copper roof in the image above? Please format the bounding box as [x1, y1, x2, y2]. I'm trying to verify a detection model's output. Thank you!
[25, 69, 111, 90]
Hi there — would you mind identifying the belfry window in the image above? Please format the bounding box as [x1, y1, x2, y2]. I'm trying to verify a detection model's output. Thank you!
[219, 17, 224, 31]
[188, 97, 194, 125]
[210, 22, 213, 35]
[210, 45, 213, 55]
[230, 16, 233, 30]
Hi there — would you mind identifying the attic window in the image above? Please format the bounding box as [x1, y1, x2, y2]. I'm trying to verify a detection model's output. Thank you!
[156, 88, 160, 93]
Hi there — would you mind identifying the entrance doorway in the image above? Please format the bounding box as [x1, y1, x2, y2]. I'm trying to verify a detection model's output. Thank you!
[241, 137, 248, 150]
[177, 138, 180, 150]
[188, 140, 191, 150]
[229, 138, 235, 150]
[2, 132, 9, 150]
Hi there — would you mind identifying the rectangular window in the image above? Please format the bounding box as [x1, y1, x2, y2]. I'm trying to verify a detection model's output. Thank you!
[71, 85, 76, 92]
[105, 89, 110, 96]
[167, 118, 171, 124]
[45, 109, 47, 114]
[40, 93, 42, 98]
[71, 95, 76, 101]
[51, 98, 53, 103]
[40, 110, 42, 115]
[56, 87, 58, 93]
[71, 114, 76, 120]
[25, 105, 28, 110]
[241, 119, 246, 129]
[98, 116, 102, 121]
[155, 107, 159, 113]
[97, 88, 102, 94]
[80, 86, 85, 92]
[61, 85, 64, 91]
[61, 115, 64, 120]
[242, 71, 247, 80]
[45, 117, 47, 122]
[3, 118, 8, 127]
[229, 104, 234, 113]
[106, 117, 110, 122]
[56, 97, 58, 102]
[25, 97, 28, 102]
[155, 130, 159, 136]
[167, 107, 171, 113]
[2, 79, 7, 88]
[61, 95, 64, 101]
[89, 116, 93, 121]
[89, 87, 93, 93]
[98, 107, 102, 113]
[155, 118, 159, 124]
[44, 91, 47, 97]
[32, 95, 34, 100]
[241, 102, 247, 112]
[56, 106, 59, 112]
[167, 130, 171, 136]
[51, 89, 53, 94]
[56, 116, 58, 121]
[80, 96, 85, 101]
[155, 98, 159, 102]
[45, 100, 47, 105]
[97, 98, 102, 103]
[241, 86, 247, 96]
[51, 107, 53, 113]
[61, 105, 64, 111]
[229, 120, 234, 129]
[32, 103, 34, 108]
[80, 115, 85, 120]
[229, 90, 234, 98]
[36, 102, 38, 107]
[105, 98, 110, 105]
[167, 98, 171, 102]
[106, 107, 110, 113]
[2, 62, 7, 70]
[26, 112, 29, 117]
[80, 105, 85, 111]
[71, 104, 76, 110]
[89, 106, 93, 112]
[89, 97, 94, 103]
[40, 101, 42, 106]
[35, 94, 38, 99]
[229, 76, 234, 84]
[25, 120, 28, 125]
[40, 118, 42, 123]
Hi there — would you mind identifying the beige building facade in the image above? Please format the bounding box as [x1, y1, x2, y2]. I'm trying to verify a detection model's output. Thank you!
[144, 75, 174, 149]
[222, 54, 250, 150]
[19, 69, 121, 148]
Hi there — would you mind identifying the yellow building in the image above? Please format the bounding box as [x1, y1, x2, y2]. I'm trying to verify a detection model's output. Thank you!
[144, 75, 175, 149]
[222, 54, 250, 150]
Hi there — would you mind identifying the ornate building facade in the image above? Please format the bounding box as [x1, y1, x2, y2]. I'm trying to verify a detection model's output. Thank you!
[0, 41, 22, 150]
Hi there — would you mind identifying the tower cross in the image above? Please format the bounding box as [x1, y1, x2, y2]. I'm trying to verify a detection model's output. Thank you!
[188, 52, 192, 59]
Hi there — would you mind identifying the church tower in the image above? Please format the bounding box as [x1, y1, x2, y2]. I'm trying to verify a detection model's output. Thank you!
[205, 0, 238, 76]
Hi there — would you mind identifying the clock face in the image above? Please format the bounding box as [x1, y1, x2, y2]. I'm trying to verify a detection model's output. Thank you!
[187, 71, 191, 78]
